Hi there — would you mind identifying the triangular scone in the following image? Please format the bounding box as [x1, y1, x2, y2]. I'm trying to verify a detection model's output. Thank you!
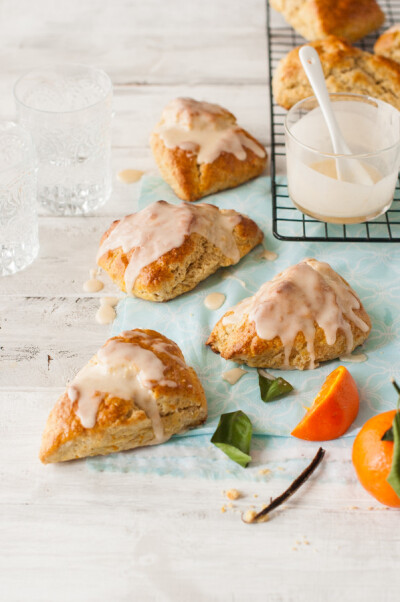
[207, 258, 371, 370]
[273, 36, 400, 110]
[40, 330, 207, 463]
[270, 0, 384, 42]
[97, 200, 263, 302]
[375, 24, 400, 63]
[150, 98, 267, 202]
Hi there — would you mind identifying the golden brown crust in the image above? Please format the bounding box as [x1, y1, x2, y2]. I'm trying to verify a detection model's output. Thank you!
[270, 0, 384, 42]
[273, 36, 400, 110]
[206, 271, 372, 370]
[39, 330, 207, 463]
[97, 207, 264, 302]
[150, 129, 267, 202]
[374, 24, 400, 63]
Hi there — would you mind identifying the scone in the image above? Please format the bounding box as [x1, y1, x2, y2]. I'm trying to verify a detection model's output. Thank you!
[150, 98, 267, 201]
[40, 329, 207, 463]
[374, 24, 400, 63]
[273, 36, 400, 110]
[270, 0, 384, 42]
[207, 258, 371, 370]
[97, 200, 263, 302]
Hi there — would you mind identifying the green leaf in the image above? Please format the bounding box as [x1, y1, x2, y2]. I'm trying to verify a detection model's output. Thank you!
[381, 427, 394, 442]
[387, 413, 400, 497]
[259, 372, 293, 403]
[211, 410, 252, 468]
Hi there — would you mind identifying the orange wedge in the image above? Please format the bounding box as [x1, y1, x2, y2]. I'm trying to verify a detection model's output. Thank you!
[291, 366, 359, 441]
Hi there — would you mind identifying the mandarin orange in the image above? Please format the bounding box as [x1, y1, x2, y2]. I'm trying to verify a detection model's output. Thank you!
[352, 410, 400, 508]
[291, 366, 359, 441]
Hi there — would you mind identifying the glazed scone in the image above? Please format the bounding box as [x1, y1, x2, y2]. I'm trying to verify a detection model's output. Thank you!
[97, 200, 263, 302]
[374, 24, 400, 63]
[40, 329, 207, 463]
[270, 0, 384, 42]
[273, 36, 400, 110]
[150, 98, 267, 202]
[207, 258, 371, 370]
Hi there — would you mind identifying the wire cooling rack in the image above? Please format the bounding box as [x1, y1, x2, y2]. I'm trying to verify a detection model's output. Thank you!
[267, 0, 400, 242]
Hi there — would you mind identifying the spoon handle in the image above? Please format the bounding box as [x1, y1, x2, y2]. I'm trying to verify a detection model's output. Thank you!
[299, 46, 350, 155]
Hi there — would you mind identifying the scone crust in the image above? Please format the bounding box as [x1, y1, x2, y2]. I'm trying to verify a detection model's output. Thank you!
[270, 0, 384, 42]
[374, 24, 400, 63]
[273, 36, 400, 110]
[150, 130, 267, 202]
[97, 208, 264, 302]
[206, 274, 372, 370]
[40, 330, 207, 463]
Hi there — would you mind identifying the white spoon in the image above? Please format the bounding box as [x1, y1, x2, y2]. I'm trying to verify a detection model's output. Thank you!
[299, 45, 373, 185]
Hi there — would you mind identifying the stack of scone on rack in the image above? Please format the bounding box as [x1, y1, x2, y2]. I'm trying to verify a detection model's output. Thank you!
[271, 0, 400, 111]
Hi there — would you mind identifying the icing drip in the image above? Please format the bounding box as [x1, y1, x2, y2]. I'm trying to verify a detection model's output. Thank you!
[259, 249, 278, 261]
[95, 304, 116, 325]
[67, 331, 178, 441]
[222, 258, 370, 368]
[223, 367, 247, 385]
[117, 169, 144, 184]
[204, 292, 226, 310]
[154, 98, 266, 165]
[339, 352, 367, 363]
[97, 200, 242, 292]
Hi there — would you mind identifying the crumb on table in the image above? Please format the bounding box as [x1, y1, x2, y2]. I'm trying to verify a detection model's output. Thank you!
[243, 510, 258, 523]
[226, 488, 241, 501]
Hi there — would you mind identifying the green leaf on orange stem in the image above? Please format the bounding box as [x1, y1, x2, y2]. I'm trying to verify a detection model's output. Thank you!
[386, 379, 400, 496]
[386, 413, 400, 497]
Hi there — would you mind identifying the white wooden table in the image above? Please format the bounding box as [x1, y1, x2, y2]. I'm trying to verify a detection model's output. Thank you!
[1, 2, 399, 600]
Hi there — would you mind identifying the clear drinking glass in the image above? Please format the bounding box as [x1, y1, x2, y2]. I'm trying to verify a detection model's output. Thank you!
[285, 93, 400, 224]
[14, 64, 113, 216]
[0, 122, 39, 276]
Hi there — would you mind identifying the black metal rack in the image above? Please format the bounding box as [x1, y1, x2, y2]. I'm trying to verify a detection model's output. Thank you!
[267, 0, 400, 242]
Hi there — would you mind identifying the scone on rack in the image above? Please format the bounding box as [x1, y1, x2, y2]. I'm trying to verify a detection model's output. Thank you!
[375, 24, 400, 63]
[273, 36, 400, 110]
[207, 258, 371, 370]
[97, 200, 263, 302]
[270, 0, 384, 42]
[150, 98, 267, 202]
[40, 329, 207, 463]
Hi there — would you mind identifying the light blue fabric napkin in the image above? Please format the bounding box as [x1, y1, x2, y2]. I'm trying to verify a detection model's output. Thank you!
[87, 174, 400, 480]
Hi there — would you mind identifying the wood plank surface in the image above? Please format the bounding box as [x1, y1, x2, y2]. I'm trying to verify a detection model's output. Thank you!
[0, 1, 398, 601]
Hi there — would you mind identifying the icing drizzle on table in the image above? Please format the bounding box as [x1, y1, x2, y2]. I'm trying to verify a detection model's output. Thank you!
[67, 330, 178, 441]
[222, 258, 370, 368]
[97, 200, 242, 293]
[154, 97, 266, 165]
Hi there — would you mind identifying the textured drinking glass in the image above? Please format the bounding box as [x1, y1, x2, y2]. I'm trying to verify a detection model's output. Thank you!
[0, 122, 39, 276]
[14, 64, 113, 216]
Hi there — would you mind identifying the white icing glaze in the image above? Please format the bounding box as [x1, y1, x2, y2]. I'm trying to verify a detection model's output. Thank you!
[95, 304, 116, 325]
[204, 292, 226, 310]
[83, 278, 104, 293]
[154, 98, 266, 165]
[117, 169, 144, 184]
[259, 249, 278, 261]
[67, 331, 178, 442]
[223, 367, 247, 385]
[222, 258, 370, 369]
[258, 369, 275, 381]
[221, 272, 249, 290]
[97, 200, 242, 292]
[339, 352, 367, 363]
[100, 296, 120, 307]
